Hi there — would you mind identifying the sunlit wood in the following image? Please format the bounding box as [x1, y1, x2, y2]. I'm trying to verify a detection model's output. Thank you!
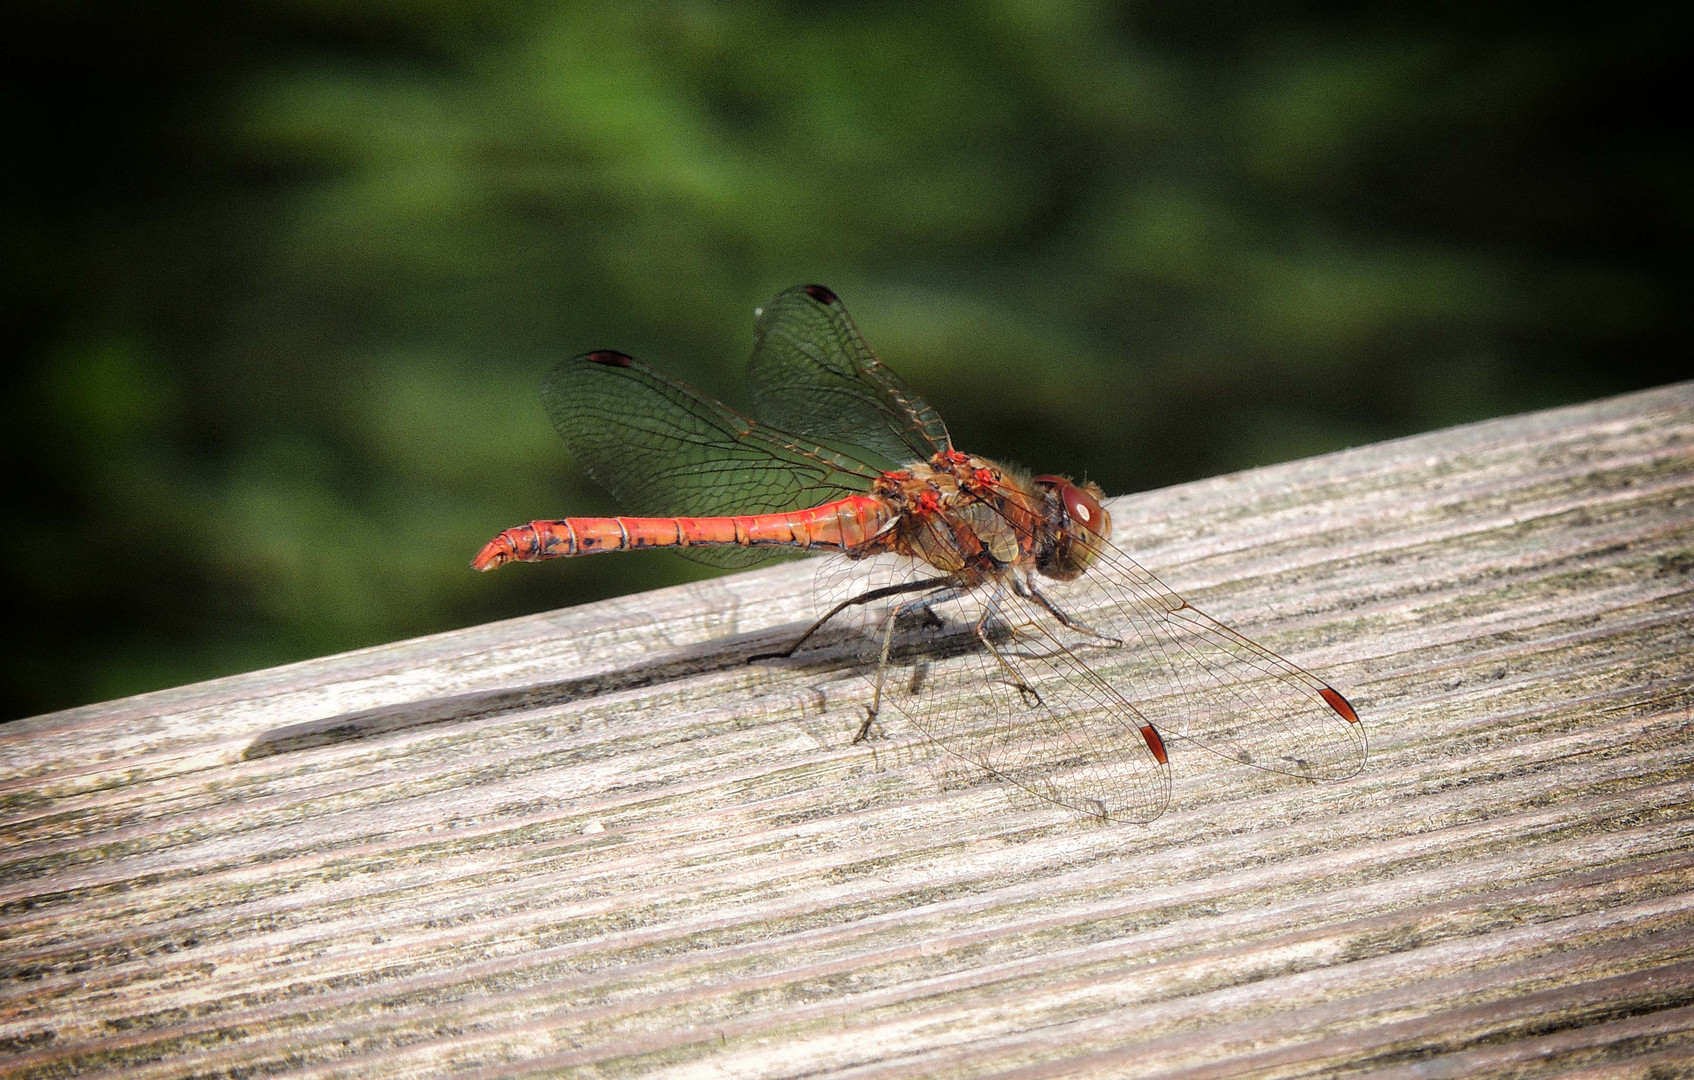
[3, 382, 1691, 1077]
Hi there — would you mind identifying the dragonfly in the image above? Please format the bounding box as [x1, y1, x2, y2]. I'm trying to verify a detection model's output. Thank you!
[474, 284, 1364, 822]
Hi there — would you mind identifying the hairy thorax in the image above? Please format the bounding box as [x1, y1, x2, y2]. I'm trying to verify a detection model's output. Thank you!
[866, 451, 1048, 582]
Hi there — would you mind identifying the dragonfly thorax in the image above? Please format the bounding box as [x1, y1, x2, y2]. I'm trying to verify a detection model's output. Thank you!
[867, 452, 1099, 585]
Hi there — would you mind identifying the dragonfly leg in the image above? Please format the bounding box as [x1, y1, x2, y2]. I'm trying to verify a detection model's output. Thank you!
[975, 591, 1043, 708]
[852, 605, 898, 743]
[852, 583, 964, 743]
[749, 575, 953, 663]
[1020, 573, 1123, 647]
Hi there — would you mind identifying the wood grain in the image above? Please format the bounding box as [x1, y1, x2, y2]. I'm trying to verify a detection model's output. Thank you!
[3, 382, 1692, 1078]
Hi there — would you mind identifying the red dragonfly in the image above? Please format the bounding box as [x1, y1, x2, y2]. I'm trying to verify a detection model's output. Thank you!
[475, 285, 1364, 822]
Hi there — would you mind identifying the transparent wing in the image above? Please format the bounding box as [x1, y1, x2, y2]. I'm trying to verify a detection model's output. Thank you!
[1034, 534, 1367, 781]
[904, 584, 1175, 823]
[542, 349, 887, 568]
[803, 554, 1171, 823]
[748, 285, 951, 467]
[786, 483, 1363, 820]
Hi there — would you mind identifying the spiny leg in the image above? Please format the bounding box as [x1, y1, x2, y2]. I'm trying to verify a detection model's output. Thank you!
[851, 582, 966, 743]
[975, 589, 1043, 709]
[851, 601, 902, 743]
[1020, 573, 1123, 646]
[748, 575, 952, 663]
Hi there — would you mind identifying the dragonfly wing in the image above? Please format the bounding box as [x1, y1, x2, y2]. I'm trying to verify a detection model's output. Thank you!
[852, 579, 1173, 823]
[748, 285, 951, 467]
[1046, 538, 1367, 781]
[542, 349, 887, 568]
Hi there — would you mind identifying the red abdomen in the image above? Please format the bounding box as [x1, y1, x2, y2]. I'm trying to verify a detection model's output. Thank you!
[472, 496, 892, 570]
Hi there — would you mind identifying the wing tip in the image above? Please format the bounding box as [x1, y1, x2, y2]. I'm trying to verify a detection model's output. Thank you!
[1319, 686, 1361, 725]
[584, 350, 634, 368]
[1139, 723, 1169, 765]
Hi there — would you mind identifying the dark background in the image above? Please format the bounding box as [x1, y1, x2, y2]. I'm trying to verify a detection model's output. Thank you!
[4, 2, 1686, 721]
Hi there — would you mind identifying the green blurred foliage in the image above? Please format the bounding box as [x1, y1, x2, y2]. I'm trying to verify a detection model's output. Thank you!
[3, 1, 1687, 720]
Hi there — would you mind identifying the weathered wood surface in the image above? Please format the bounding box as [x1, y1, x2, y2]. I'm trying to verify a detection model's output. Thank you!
[3, 382, 1692, 1079]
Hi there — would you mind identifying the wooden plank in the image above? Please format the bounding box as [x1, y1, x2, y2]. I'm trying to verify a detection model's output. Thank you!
[3, 381, 1692, 1078]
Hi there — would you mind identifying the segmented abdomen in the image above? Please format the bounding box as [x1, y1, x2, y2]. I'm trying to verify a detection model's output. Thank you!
[472, 495, 892, 570]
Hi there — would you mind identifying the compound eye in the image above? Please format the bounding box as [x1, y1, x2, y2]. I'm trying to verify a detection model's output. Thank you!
[1032, 475, 1112, 538]
[1062, 484, 1106, 535]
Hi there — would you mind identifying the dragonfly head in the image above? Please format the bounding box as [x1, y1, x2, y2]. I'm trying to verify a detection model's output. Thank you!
[1031, 475, 1111, 581]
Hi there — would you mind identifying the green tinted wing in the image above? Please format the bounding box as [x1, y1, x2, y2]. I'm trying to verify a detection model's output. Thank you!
[542, 349, 885, 568]
[747, 285, 951, 468]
